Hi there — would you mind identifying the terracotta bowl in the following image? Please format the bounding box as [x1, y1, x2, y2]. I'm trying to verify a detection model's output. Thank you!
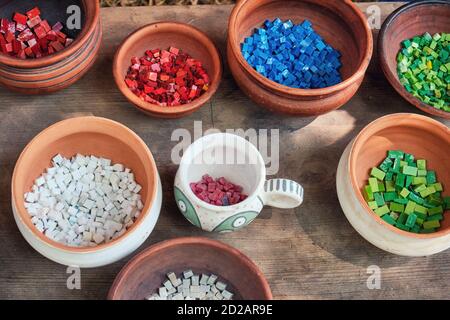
[11, 117, 162, 267]
[337, 113, 450, 256]
[379, 0, 450, 120]
[113, 22, 222, 119]
[108, 237, 272, 300]
[227, 0, 373, 116]
[0, 0, 102, 94]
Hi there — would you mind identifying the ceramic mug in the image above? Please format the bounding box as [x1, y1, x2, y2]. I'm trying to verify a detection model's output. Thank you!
[174, 133, 304, 232]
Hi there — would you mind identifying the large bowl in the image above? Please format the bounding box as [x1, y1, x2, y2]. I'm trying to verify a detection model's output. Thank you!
[337, 113, 450, 256]
[379, 0, 450, 119]
[227, 0, 373, 116]
[0, 0, 102, 94]
[108, 237, 272, 300]
[12, 117, 162, 267]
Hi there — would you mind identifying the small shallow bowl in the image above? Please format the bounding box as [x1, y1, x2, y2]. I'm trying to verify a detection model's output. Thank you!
[12, 117, 162, 267]
[227, 0, 373, 116]
[379, 0, 450, 119]
[0, 0, 102, 94]
[108, 237, 272, 300]
[337, 113, 450, 256]
[113, 22, 222, 119]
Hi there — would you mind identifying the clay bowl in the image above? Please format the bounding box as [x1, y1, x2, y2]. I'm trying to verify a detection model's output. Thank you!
[379, 0, 450, 120]
[0, 0, 102, 94]
[227, 0, 373, 116]
[11, 117, 163, 267]
[108, 237, 272, 300]
[113, 22, 222, 119]
[337, 113, 450, 256]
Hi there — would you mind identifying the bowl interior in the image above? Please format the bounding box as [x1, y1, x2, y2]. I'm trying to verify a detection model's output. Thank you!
[381, 2, 450, 82]
[110, 240, 271, 300]
[115, 23, 220, 113]
[181, 134, 264, 198]
[13, 117, 156, 249]
[232, 0, 368, 82]
[380, 2, 450, 116]
[0, 0, 85, 40]
[351, 114, 450, 233]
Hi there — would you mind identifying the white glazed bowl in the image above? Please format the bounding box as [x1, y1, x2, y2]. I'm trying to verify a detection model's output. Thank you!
[11, 117, 162, 267]
[337, 114, 450, 256]
[174, 133, 304, 232]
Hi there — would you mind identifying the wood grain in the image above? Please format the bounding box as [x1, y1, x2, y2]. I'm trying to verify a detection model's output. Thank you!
[1, 3, 449, 300]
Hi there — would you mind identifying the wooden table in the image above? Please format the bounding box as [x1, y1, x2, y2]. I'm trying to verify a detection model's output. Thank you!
[1, 2, 449, 300]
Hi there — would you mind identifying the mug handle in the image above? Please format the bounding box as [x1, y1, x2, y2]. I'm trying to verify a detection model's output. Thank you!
[260, 179, 304, 209]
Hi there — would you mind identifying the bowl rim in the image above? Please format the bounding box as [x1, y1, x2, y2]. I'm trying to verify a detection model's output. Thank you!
[227, 0, 373, 97]
[112, 21, 223, 117]
[349, 113, 450, 239]
[178, 132, 267, 212]
[107, 237, 273, 300]
[11, 116, 159, 253]
[378, 0, 450, 120]
[0, 0, 100, 69]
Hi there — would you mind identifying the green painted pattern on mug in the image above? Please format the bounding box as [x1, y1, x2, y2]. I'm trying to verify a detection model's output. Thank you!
[174, 186, 201, 228]
[213, 211, 259, 233]
[257, 196, 264, 207]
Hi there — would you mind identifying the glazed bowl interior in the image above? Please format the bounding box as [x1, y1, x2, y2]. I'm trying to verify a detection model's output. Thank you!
[350, 114, 450, 237]
[108, 238, 272, 300]
[379, 1, 450, 118]
[12, 117, 157, 252]
[0, 0, 98, 68]
[230, 0, 370, 93]
[0, 0, 85, 39]
[114, 22, 222, 116]
[180, 134, 265, 203]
